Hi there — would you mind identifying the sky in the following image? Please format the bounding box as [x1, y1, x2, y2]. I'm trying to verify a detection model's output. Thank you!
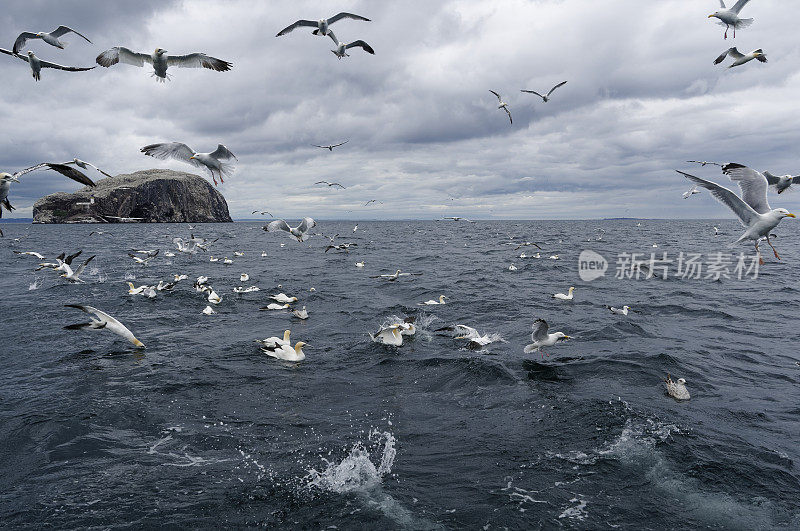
[1, 0, 799, 221]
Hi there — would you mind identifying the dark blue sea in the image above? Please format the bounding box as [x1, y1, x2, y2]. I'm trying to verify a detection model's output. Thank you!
[1, 220, 798, 529]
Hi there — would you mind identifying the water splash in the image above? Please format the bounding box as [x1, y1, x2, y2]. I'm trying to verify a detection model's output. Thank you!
[124, 272, 136, 280]
[305, 430, 396, 493]
[28, 278, 42, 291]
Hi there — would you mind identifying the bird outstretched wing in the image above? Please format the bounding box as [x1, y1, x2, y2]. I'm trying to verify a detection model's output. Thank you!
[210, 144, 237, 160]
[266, 219, 292, 233]
[714, 47, 742, 64]
[730, 0, 751, 14]
[38, 59, 96, 72]
[96, 47, 152, 68]
[344, 40, 375, 54]
[140, 142, 203, 168]
[547, 81, 568, 97]
[50, 25, 92, 43]
[531, 319, 549, 342]
[722, 163, 771, 214]
[676, 170, 758, 227]
[276, 19, 317, 37]
[13, 163, 95, 186]
[167, 53, 232, 72]
[12, 32, 37, 54]
[328, 12, 371, 24]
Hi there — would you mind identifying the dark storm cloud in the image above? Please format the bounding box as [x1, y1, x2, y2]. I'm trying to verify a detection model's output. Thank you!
[1, 0, 800, 220]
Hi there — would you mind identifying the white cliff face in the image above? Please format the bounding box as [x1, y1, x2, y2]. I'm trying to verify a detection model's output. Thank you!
[33, 169, 233, 223]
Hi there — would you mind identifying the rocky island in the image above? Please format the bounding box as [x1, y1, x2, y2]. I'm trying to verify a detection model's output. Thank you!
[32, 169, 232, 223]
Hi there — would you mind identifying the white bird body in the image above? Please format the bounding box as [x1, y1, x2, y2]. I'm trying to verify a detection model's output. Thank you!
[271, 293, 298, 303]
[207, 289, 221, 304]
[489, 90, 512, 124]
[13, 251, 45, 259]
[608, 305, 631, 316]
[61, 255, 94, 283]
[262, 341, 306, 361]
[276, 12, 370, 38]
[370, 325, 404, 346]
[356, 261, 365, 268]
[714, 47, 766, 68]
[683, 186, 701, 199]
[223, 258, 233, 265]
[520, 81, 568, 102]
[265, 217, 317, 242]
[763, 171, 799, 194]
[665, 374, 690, 400]
[13, 25, 92, 54]
[258, 330, 291, 349]
[96, 47, 232, 83]
[202, 305, 216, 315]
[262, 303, 290, 310]
[64, 304, 145, 348]
[292, 306, 309, 320]
[709, 1, 754, 39]
[524, 319, 570, 356]
[508, 264, 518, 271]
[421, 295, 447, 305]
[553, 287, 575, 300]
[326, 31, 375, 59]
[0, 49, 96, 81]
[127, 282, 147, 295]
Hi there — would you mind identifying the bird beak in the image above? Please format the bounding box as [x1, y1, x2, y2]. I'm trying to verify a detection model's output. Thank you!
[563, 335, 571, 340]
[788, 213, 796, 218]
[189, 156, 195, 159]
[708, 14, 715, 18]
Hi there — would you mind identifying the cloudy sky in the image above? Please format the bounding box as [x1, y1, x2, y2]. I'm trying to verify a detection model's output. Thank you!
[1, 0, 799, 220]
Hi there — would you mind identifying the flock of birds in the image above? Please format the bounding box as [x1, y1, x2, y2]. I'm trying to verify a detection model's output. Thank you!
[0, 2, 793, 402]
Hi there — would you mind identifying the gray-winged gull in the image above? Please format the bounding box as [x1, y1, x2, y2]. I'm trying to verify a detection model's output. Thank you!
[714, 47, 766, 68]
[96, 47, 232, 82]
[677, 164, 795, 263]
[524, 319, 570, 357]
[140, 143, 237, 186]
[276, 12, 370, 38]
[708, 1, 754, 39]
[520, 81, 567, 102]
[0, 48, 95, 80]
[264, 218, 317, 242]
[1, 163, 95, 217]
[489, 90, 512, 124]
[13, 26, 91, 54]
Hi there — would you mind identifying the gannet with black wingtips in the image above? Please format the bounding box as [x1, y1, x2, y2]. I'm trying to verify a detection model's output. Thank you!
[64, 304, 145, 348]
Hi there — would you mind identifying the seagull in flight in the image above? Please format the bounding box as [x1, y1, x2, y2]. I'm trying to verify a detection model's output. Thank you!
[251, 210, 274, 217]
[0, 48, 95, 81]
[59, 159, 113, 178]
[677, 164, 796, 264]
[709, 0, 754, 39]
[489, 90, 512, 124]
[276, 12, 370, 38]
[96, 47, 232, 82]
[520, 81, 567, 103]
[264, 218, 317, 242]
[312, 140, 349, 151]
[714, 47, 766, 68]
[140, 143, 237, 186]
[687, 160, 723, 167]
[64, 305, 145, 348]
[315, 181, 346, 189]
[327, 31, 375, 59]
[2, 163, 95, 217]
[524, 319, 571, 358]
[364, 199, 383, 207]
[763, 171, 800, 194]
[13, 25, 92, 54]
[682, 186, 701, 199]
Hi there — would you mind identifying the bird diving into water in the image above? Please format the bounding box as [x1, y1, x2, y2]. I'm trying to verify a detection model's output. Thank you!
[140, 143, 237, 186]
[96, 47, 232, 82]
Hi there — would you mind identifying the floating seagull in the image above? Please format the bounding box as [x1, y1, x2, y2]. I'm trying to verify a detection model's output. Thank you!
[356, 261, 365, 268]
[207, 289, 222, 304]
[61, 255, 95, 283]
[370, 269, 422, 281]
[553, 287, 575, 301]
[714, 47, 766, 68]
[271, 293, 298, 303]
[683, 186, 701, 199]
[260, 303, 291, 311]
[13, 251, 45, 259]
[315, 180, 346, 189]
[313, 141, 349, 151]
[364, 200, 383, 207]
[763, 171, 800, 194]
[240, 273, 249, 282]
[607, 305, 631, 316]
[96, 47, 232, 82]
[202, 305, 216, 315]
[421, 295, 447, 305]
[13, 25, 92, 54]
[261, 341, 307, 362]
[264, 218, 317, 242]
[677, 166, 795, 264]
[0, 49, 95, 81]
[520, 81, 567, 102]
[261, 251, 268, 257]
[370, 324, 404, 346]
[2, 163, 94, 217]
[64, 304, 145, 348]
[257, 330, 291, 349]
[326, 31, 375, 59]
[128, 251, 158, 265]
[292, 306, 309, 319]
[708, 0, 754, 39]
[687, 160, 723, 167]
[276, 12, 370, 38]
[489, 90, 512, 124]
[524, 319, 570, 358]
[664, 374, 690, 400]
[140, 143, 237, 186]
[508, 264, 518, 271]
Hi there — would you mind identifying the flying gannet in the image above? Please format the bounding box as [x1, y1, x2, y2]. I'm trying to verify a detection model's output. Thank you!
[1, 163, 95, 217]
[13, 25, 91, 54]
[0, 48, 95, 81]
[96, 47, 232, 82]
[489, 90, 512, 124]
